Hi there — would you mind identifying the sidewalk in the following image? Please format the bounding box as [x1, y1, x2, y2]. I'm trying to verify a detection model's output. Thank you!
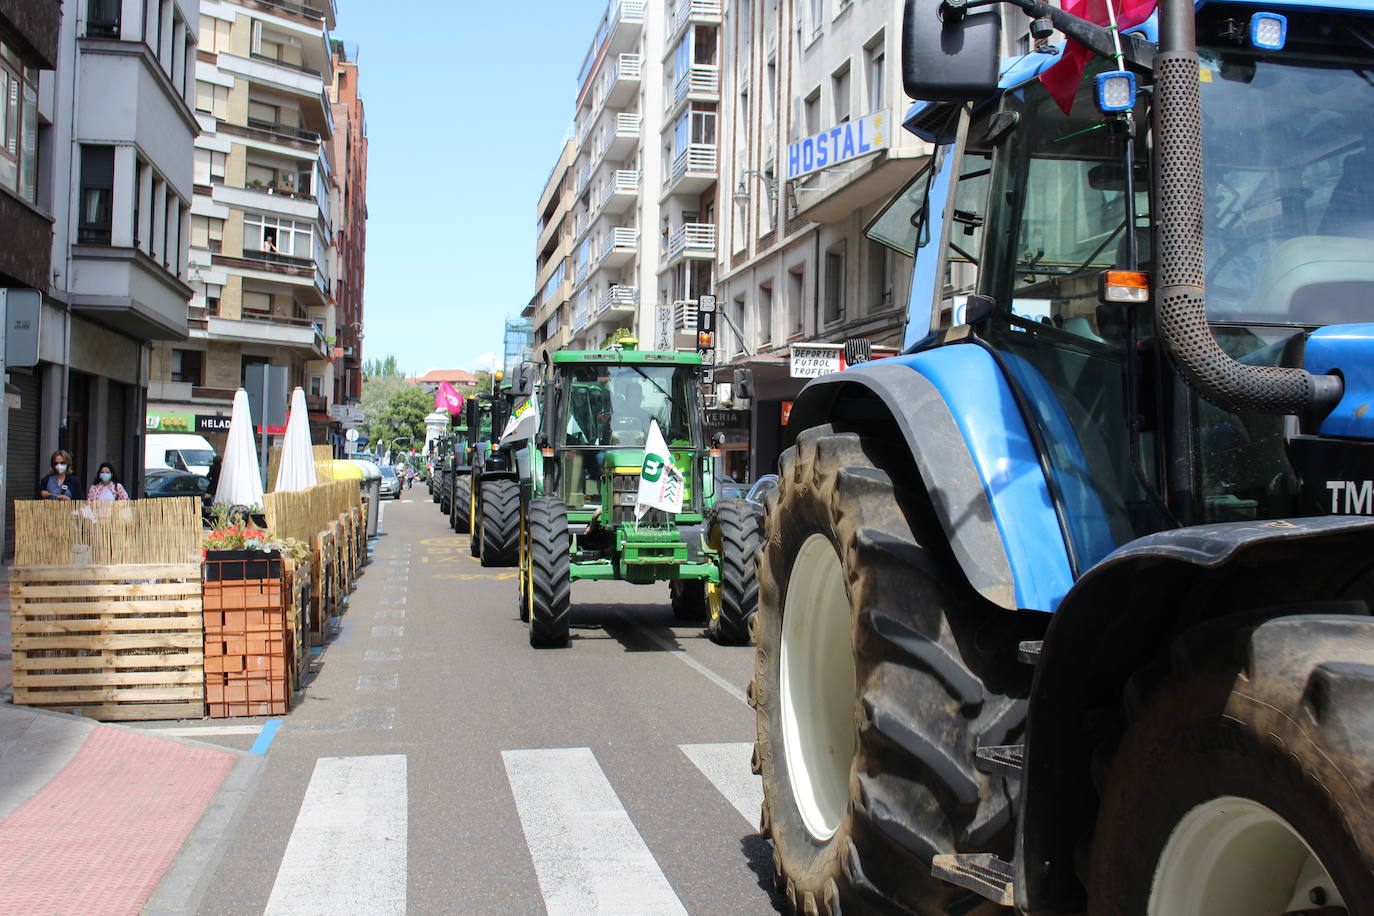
[0, 703, 253, 916]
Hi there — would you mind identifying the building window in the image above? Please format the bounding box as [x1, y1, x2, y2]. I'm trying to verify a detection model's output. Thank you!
[832, 63, 851, 124]
[203, 283, 222, 315]
[190, 215, 223, 252]
[86, 0, 122, 37]
[170, 349, 203, 385]
[243, 213, 313, 259]
[788, 266, 805, 333]
[78, 145, 115, 245]
[867, 238, 893, 312]
[201, 15, 232, 53]
[194, 149, 226, 185]
[194, 81, 229, 119]
[309, 375, 324, 397]
[824, 243, 847, 324]
[810, 0, 824, 37]
[243, 290, 273, 316]
[0, 40, 39, 203]
[757, 284, 773, 347]
[804, 90, 820, 136]
[731, 295, 746, 358]
[865, 35, 885, 113]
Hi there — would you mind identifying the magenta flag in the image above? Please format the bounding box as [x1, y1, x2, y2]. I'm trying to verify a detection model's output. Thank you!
[436, 381, 465, 415]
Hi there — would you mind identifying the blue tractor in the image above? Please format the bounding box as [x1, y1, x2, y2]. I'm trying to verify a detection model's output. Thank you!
[753, 0, 1374, 912]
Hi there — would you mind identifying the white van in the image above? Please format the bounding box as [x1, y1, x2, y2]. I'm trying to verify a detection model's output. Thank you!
[146, 433, 217, 475]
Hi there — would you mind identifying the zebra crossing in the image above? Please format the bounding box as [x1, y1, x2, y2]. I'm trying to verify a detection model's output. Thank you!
[260, 742, 761, 915]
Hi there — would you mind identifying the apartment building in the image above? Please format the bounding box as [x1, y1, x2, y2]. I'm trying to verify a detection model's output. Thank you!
[147, 0, 339, 454]
[3, 0, 200, 554]
[528, 140, 574, 361]
[328, 37, 365, 410]
[531, 0, 725, 356]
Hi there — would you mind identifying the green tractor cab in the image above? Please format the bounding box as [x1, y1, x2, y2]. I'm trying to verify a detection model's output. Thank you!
[514, 343, 759, 648]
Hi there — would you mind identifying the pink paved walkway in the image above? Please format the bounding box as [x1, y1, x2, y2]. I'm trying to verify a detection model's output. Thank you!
[0, 725, 236, 915]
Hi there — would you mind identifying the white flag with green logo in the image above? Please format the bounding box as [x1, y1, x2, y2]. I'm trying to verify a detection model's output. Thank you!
[636, 419, 684, 519]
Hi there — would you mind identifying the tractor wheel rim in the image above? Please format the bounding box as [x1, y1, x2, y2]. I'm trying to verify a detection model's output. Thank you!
[1148, 795, 1343, 916]
[779, 533, 855, 842]
[707, 580, 722, 621]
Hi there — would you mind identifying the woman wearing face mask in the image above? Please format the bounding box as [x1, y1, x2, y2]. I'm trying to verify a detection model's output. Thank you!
[86, 462, 129, 501]
[38, 450, 86, 501]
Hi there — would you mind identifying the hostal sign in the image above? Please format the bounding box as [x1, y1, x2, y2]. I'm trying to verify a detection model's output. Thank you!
[787, 110, 889, 181]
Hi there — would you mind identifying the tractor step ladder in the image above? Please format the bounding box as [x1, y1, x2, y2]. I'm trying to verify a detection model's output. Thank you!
[974, 744, 1025, 777]
[1018, 640, 1043, 665]
[931, 853, 1016, 907]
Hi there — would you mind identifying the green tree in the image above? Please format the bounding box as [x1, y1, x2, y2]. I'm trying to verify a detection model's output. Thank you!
[362, 355, 403, 379]
[371, 385, 432, 456]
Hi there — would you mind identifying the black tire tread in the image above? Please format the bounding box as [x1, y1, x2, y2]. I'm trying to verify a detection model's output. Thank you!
[527, 497, 571, 648]
[480, 479, 519, 567]
[452, 474, 472, 533]
[709, 498, 761, 645]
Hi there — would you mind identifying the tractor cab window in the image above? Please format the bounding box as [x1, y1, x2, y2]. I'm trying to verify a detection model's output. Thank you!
[1200, 47, 1374, 327]
[560, 365, 697, 449]
[977, 69, 1167, 575]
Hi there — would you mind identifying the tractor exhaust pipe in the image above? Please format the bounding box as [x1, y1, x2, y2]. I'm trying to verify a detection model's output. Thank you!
[1152, 0, 1343, 415]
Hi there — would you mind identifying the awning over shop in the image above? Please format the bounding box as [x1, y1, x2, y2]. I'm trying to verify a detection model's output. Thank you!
[792, 147, 927, 224]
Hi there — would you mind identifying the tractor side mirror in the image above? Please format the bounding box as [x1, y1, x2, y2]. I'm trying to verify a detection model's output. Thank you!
[902, 0, 1002, 102]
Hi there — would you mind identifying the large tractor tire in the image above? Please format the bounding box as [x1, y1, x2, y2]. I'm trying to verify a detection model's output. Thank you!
[752, 425, 1040, 916]
[1088, 613, 1374, 915]
[707, 498, 761, 645]
[470, 485, 483, 558]
[451, 474, 472, 534]
[670, 580, 707, 622]
[480, 479, 519, 567]
[439, 472, 451, 515]
[526, 497, 571, 648]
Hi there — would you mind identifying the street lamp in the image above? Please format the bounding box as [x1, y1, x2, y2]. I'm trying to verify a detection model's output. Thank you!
[733, 169, 780, 207]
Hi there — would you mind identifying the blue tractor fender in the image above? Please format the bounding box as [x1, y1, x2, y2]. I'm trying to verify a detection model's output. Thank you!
[1015, 514, 1374, 913]
[786, 343, 1075, 613]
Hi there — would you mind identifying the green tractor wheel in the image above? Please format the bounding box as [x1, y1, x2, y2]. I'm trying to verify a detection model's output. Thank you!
[452, 474, 471, 534]
[480, 479, 520, 567]
[670, 580, 708, 622]
[526, 497, 570, 648]
[707, 498, 761, 645]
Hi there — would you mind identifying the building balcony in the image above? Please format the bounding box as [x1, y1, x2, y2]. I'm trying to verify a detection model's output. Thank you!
[212, 250, 331, 309]
[247, 0, 335, 28]
[216, 182, 322, 223]
[246, 116, 322, 145]
[664, 143, 718, 197]
[606, 0, 646, 54]
[68, 245, 195, 341]
[668, 0, 723, 46]
[596, 227, 638, 269]
[602, 54, 642, 111]
[218, 53, 326, 107]
[662, 223, 716, 265]
[205, 313, 329, 358]
[603, 112, 641, 162]
[598, 285, 638, 315]
[593, 170, 639, 217]
[668, 64, 720, 118]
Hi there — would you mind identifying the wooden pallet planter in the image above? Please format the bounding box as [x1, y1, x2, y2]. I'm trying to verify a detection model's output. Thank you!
[9, 564, 205, 721]
[308, 530, 336, 644]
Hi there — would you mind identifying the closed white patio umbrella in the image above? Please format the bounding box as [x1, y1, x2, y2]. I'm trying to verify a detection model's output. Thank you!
[274, 387, 318, 492]
[214, 389, 265, 507]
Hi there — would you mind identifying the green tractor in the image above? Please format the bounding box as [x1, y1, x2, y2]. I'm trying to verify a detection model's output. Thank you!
[514, 341, 758, 648]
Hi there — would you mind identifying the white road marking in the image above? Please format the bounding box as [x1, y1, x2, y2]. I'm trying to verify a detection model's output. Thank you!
[629, 618, 750, 707]
[145, 725, 263, 737]
[679, 743, 762, 825]
[363, 647, 402, 663]
[376, 608, 406, 619]
[503, 747, 687, 916]
[370, 625, 404, 638]
[357, 673, 399, 691]
[264, 755, 407, 914]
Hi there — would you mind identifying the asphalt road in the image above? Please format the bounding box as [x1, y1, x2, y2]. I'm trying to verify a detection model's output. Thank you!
[148, 488, 783, 915]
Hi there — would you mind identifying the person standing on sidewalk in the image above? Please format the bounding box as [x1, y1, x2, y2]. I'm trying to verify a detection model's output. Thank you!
[87, 462, 130, 501]
[37, 450, 85, 501]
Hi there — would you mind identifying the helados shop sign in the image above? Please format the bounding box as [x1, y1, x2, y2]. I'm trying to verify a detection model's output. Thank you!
[786, 110, 890, 181]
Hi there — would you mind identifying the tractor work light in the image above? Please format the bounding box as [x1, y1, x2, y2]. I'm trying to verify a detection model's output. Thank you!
[1101, 270, 1151, 303]
[1095, 71, 1137, 113]
[1250, 12, 1287, 50]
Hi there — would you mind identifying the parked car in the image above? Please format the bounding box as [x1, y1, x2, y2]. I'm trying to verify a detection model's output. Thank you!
[745, 474, 779, 506]
[144, 469, 210, 499]
[378, 465, 401, 499]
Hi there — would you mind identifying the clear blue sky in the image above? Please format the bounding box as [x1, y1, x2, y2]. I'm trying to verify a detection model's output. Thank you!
[337, 1, 601, 377]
